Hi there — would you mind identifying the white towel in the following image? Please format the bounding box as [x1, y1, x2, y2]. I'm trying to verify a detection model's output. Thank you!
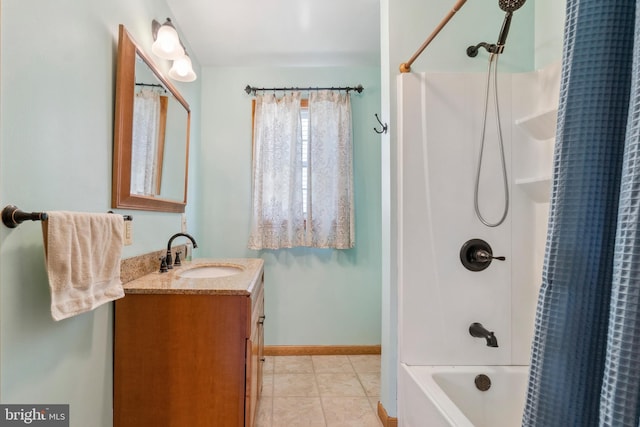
[42, 212, 125, 321]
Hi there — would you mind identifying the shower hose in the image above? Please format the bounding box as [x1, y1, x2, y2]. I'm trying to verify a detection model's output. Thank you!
[474, 52, 509, 227]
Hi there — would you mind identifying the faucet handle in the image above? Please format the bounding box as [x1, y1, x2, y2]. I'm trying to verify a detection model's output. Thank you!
[159, 257, 168, 273]
[460, 239, 505, 272]
[174, 250, 182, 266]
[475, 249, 506, 262]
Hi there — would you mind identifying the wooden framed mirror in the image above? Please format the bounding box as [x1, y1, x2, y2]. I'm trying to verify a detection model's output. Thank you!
[112, 24, 190, 213]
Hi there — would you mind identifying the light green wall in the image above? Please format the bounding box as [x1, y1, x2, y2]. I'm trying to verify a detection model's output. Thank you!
[391, 0, 535, 74]
[0, 1, 201, 426]
[536, 0, 566, 68]
[199, 66, 382, 346]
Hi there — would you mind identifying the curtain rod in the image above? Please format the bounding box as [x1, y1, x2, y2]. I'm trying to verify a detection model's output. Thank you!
[135, 82, 167, 94]
[135, 83, 164, 88]
[400, 0, 467, 73]
[244, 84, 364, 95]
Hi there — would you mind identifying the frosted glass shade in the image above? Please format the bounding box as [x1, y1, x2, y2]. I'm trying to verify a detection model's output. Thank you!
[169, 54, 197, 82]
[152, 23, 184, 60]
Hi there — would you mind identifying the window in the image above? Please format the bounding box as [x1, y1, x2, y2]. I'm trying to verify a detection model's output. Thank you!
[251, 98, 309, 215]
[248, 92, 354, 250]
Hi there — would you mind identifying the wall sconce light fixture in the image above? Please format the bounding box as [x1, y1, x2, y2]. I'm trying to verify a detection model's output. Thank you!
[152, 18, 197, 82]
[151, 18, 183, 60]
[169, 52, 197, 82]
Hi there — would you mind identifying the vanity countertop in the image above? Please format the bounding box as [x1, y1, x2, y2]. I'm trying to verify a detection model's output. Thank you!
[122, 258, 264, 296]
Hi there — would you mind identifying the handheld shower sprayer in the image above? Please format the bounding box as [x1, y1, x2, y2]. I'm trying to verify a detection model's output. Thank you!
[495, 0, 526, 53]
[494, 12, 513, 53]
[467, 0, 526, 57]
[467, 0, 526, 227]
[498, 0, 527, 12]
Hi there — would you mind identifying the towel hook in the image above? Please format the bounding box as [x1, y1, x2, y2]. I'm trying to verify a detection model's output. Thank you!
[374, 114, 388, 134]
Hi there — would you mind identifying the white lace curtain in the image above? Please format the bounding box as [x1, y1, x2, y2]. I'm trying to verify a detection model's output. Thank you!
[248, 93, 305, 249]
[131, 89, 160, 195]
[248, 90, 354, 250]
[308, 90, 354, 248]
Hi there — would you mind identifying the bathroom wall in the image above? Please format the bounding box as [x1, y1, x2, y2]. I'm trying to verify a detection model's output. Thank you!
[397, 63, 560, 368]
[397, 71, 515, 367]
[381, 0, 564, 417]
[198, 66, 382, 346]
[535, 0, 566, 69]
[0, 1, 201, 426]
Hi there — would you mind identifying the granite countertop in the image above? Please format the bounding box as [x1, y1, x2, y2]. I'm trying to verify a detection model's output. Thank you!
[122, 258, 264, 296]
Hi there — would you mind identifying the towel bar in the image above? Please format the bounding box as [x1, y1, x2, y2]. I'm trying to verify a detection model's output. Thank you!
[1, 205, 133, 228]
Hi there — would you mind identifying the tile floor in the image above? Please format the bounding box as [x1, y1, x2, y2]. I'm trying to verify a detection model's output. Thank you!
[256, 354, 383, 427]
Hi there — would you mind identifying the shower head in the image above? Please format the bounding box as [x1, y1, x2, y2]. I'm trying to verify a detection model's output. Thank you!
[466, 0, 526, 57]
[498, 0, 526, 12]
[495, 0, 526, 52]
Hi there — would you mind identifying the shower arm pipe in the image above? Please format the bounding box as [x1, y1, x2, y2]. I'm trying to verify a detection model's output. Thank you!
[399, 0, 467, 73]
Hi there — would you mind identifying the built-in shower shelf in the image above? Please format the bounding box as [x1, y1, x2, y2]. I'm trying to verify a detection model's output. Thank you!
[515, 108, 558, 140]
[516, 176, 552, 203]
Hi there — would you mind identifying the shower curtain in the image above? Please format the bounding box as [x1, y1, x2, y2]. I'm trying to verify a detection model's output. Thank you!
[523, 1, 640, 427]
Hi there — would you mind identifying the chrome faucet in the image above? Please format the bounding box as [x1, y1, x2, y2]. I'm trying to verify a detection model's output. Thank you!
[164, 232, 198, 270]
[469, 322, 499, 347]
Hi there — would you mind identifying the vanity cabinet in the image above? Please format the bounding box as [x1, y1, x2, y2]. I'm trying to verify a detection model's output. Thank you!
[114, 270, 265, 427]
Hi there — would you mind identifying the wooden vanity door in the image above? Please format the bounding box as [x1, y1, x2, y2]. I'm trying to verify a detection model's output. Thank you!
[114, 294, 248, 427]
[245, 278, 265, 427]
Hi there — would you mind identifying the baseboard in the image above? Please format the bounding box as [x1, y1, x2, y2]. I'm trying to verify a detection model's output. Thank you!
[377, 401, 398, 427]
[263, 345, 381, 356]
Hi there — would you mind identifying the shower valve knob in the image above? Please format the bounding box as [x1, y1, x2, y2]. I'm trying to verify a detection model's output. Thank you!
[460, 239, 505, 272]
[474, 249, 506, 262]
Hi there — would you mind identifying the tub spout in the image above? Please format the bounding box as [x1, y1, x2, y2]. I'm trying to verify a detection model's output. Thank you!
[469, 322, 498, 347]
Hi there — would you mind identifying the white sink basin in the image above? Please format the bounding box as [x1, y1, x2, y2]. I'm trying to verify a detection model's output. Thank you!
[178, 265, 243, 279]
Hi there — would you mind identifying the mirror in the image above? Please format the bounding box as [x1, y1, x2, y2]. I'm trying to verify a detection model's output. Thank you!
[112, 24, 190, 213]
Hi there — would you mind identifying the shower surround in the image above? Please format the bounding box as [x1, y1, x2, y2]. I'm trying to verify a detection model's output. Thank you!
[397, 62, 560, 426]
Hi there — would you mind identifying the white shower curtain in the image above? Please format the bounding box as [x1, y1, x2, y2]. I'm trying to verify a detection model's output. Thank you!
[248, 90, 354, 250]
[131, 89, 160, 195]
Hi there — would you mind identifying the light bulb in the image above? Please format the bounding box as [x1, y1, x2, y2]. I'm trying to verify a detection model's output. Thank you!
[169, 54, 197, 82]
[151, 22, 184, 60]
[174, 57, 190, 76]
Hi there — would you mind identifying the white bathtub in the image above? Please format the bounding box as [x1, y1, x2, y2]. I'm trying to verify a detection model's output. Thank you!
[399, 364, 529, 427]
